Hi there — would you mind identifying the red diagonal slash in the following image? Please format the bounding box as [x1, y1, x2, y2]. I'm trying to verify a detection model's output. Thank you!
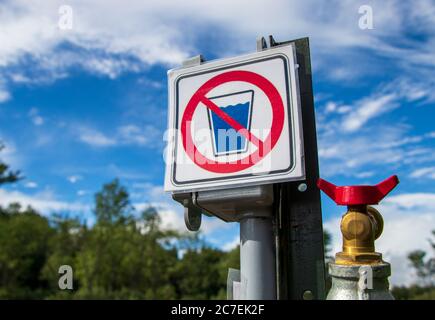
[200, 97, 264, 150]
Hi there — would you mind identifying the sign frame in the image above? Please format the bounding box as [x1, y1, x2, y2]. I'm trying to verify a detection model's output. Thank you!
[165, 44, 305, 193]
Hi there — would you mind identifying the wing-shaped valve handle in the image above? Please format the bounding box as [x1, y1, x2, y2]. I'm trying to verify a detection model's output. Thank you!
[317, 175, 399, 205]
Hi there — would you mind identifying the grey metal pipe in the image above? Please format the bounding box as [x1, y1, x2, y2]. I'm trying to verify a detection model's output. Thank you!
[327, 262, 394, 300]
[240, 216, 276, 300]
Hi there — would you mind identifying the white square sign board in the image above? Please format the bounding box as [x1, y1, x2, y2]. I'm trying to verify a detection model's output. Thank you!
[164, 44, 305, 192]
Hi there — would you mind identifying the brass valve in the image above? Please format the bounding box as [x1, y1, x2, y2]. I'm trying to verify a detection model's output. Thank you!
[317, 175, 399, 265]
[336, 205, 384, 265]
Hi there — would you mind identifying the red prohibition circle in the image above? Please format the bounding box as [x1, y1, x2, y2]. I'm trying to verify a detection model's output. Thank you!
[181, 70, 285, 173]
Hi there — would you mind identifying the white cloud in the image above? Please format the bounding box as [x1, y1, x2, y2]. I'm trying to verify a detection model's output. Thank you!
[0, 0, 434, 88]
[67, 175, 82, 184]
[27, 107, 45, 126]
[133, 183, 230, 236]
[137, 77, 164, 89]
[77, 190, 88, 196]
[24, 181, 38, 188]
[117, 124, 161, 147]
[0, 87, 11, 103]
[222, 236, 240, 252]
[10, 73, 32, 83]
[120, 124, 163, 148]
[354, 171, 375, 179]
[0, 188, 89, 214]
[77, 124, 162, 148]
[338, 75, 435, 132]
[342, 94, 398, 132]
[318, 125, 408, 177]
[0, 0, 190, 75]
[32, 116, 44, 126]
[383, 193, 435, 210]
[410, 167, 435, 180]
[325, 101, 351, 115]
[0, 138, 21, 169]
[134, 199, 186, 232]
[147, 205, 228, 236]
[317, 77, 435, 178]
[133, 200, 228, 236]
[324, 192, 435, 287]
[78, 127, 117, 147]
[133, 183, 186, 232]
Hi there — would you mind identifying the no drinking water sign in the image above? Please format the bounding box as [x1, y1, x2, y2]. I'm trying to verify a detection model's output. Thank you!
[164, 44, 305, 192]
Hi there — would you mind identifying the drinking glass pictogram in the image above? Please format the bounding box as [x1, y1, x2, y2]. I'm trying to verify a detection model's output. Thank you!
[207, 90, 254, 156]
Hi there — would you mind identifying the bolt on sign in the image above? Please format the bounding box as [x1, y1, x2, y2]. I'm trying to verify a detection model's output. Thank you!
[164, 44, 305, 192]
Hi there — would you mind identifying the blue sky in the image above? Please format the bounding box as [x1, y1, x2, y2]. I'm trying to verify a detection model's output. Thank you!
[0, 0, 434, 286]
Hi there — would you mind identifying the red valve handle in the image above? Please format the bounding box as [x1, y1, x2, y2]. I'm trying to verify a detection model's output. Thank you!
[317, 175, 399, 205]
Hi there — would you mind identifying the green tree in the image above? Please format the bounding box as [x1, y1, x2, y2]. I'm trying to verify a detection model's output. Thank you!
[393, 230, 435, 300]
[392, 285, 435, 300]
[74, 181, 180, 299]
[216, 245, 240, 299]
[41, 215, 86, 298]
[408, 230, 435, 287]
[0, 143, 21, 185]
[0, 204, 53, 298]
[75, 179, 135, 298]
[94, 178, 132, 224]
[3, 146, 355, 300]
[174, 245, 226, 299]
[0, 145, 51, 298]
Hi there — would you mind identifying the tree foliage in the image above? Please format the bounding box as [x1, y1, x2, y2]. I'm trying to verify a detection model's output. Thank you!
[0, 143, 21, 185]
[392, 230, 435, 300]
[0, 177, 240, 299]
[0, 147, 433, 299]
[407, 230, 434, 287]
[0, 205, 52, 298]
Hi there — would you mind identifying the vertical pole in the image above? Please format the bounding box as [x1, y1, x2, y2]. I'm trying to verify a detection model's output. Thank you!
[271, 37, 326, 300]
[240, 215, 276, 300]
[237, 36, 277, 301]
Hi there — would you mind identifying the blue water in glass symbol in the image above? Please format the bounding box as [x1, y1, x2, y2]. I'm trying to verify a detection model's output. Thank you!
[210, 102, 251, 155]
